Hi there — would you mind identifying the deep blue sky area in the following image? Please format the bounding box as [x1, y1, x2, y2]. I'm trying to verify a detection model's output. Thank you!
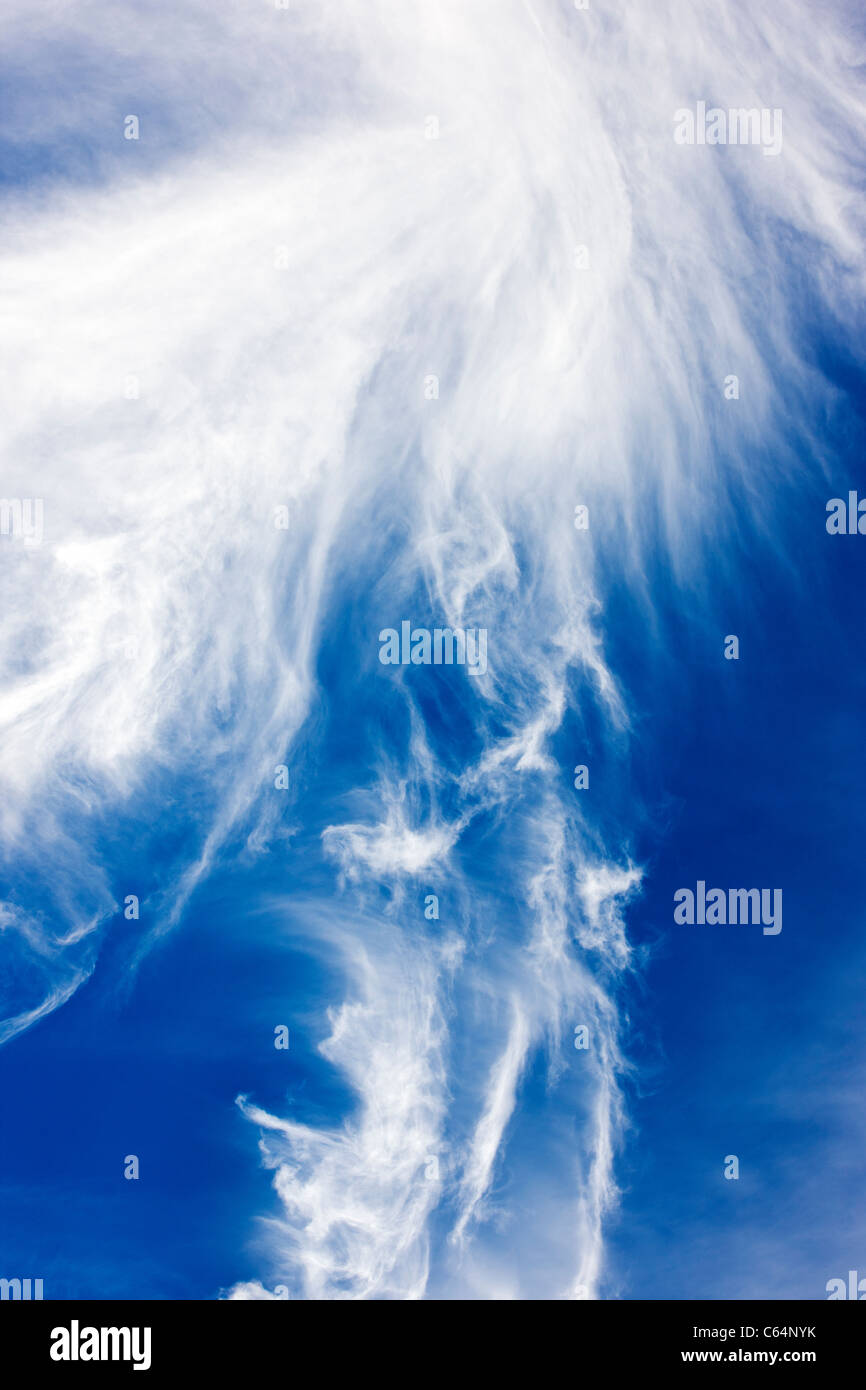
[0, 896, 294, 1298]
[604, 350, 866, 1299]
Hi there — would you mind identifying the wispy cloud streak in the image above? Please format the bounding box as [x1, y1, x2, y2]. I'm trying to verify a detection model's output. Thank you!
[0, 0, 863, 1297]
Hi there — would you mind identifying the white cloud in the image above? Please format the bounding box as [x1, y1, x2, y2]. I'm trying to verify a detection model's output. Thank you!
[0, 0, 861, 1297]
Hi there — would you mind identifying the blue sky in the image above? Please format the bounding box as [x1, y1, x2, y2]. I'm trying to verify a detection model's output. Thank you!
[1, 0, 864, 1300]
[605, 362, 866, 1297]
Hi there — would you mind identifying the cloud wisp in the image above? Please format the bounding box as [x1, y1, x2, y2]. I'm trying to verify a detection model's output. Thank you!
[1, 0, 863, 1298]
